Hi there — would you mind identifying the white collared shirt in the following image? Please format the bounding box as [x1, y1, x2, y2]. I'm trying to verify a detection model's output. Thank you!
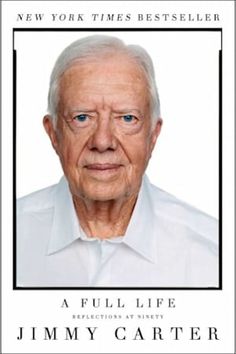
[17, 176, 219, 287]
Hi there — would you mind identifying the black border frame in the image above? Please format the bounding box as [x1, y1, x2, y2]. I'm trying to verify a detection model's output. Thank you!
[13, 27, 223, 291]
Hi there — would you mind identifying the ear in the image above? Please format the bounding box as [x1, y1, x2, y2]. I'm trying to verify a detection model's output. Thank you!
[149, 118, 163, 154]
[43, 115, 59, 154]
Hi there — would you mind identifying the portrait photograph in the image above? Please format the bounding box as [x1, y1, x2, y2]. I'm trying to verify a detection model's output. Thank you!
[14, 29, 221, 289]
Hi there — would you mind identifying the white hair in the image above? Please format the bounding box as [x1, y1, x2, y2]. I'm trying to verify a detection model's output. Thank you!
[47, 35, 161, 126]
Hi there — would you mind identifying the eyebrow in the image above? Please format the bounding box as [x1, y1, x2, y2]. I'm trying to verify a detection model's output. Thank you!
[113, 109, 144, 116]
[112, 107, 142, 112]
[62, 107, 144, 117]
[61, 108, 96, 116]
[69, 108, 96, 112]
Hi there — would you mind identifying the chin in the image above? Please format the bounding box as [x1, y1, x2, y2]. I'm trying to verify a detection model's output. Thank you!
[79, 183, 133, 202]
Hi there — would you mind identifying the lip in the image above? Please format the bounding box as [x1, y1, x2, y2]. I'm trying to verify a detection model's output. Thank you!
[84, 164, 123, 179]
[85, 163, 122, 171]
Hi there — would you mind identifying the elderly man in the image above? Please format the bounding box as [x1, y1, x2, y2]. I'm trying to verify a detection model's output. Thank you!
[17, 35, 218, 287]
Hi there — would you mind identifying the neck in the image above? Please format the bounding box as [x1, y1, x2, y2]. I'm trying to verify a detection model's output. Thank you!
[73, 194, 138, 239]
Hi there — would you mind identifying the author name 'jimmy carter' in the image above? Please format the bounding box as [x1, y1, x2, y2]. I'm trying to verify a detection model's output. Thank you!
[17, 326, 219, 341]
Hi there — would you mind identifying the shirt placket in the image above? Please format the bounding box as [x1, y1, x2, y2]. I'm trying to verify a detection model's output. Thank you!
[90, 241, 117, 286]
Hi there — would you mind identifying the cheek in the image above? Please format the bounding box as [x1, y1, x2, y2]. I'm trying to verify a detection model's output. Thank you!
[126, 139, 152, 172]
[57, 138, 83, 170]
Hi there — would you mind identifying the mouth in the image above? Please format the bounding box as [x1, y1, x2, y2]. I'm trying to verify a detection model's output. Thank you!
[83, 163, 123, 179]
[85, 163, 122, 171]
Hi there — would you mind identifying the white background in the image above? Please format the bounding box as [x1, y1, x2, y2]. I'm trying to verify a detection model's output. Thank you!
[1, 1, 235, 354]
[15, 30, 220, 218]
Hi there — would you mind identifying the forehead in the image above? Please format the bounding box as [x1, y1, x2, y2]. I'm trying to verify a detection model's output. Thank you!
[58, 53, 149, 107]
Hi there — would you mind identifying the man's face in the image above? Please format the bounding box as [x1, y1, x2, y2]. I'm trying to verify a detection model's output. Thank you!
[44, 53, 162, 202]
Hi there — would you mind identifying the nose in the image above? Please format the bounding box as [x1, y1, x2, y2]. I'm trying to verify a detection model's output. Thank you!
[87, 115, 118, 152]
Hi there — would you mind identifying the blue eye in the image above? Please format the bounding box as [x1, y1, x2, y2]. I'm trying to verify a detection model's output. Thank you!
[123, 114, 135, 122]
[74, 114, 88, 122]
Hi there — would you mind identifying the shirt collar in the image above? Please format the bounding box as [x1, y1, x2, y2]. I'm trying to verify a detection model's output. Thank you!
[47, 177, 81, 255]
[122, 175, 157, 263]
[47, 175, 157, 263]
